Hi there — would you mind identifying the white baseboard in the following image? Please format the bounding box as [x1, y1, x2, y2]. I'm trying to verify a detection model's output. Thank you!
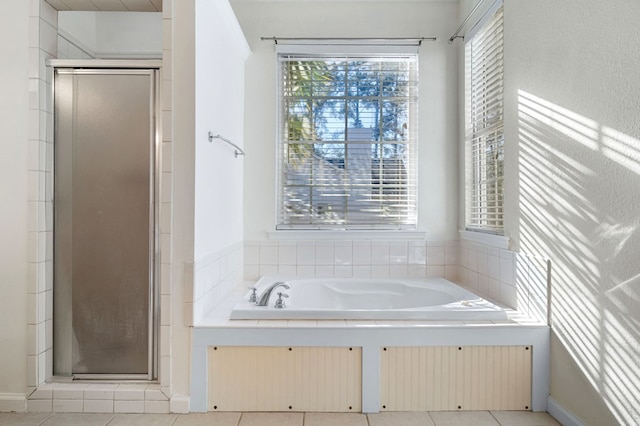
[170, 395, 190, 413]
[0, 393, 27, 412]
[547, 396, 584, 426]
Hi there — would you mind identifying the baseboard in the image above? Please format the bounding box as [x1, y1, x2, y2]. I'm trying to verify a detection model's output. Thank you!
[0, 393, 27, 412]
[170, 395, 190, 413]
[547, 396, 584, 426]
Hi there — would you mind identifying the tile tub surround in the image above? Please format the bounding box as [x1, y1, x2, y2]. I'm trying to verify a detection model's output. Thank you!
[244, 239, 547, 317]
[244, 239, 459, 282]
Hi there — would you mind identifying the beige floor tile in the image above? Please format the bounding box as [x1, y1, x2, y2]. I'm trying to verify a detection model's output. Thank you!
[40, 413, 115, 425]
[490, 411, 561, 425]
[239, 412, 303, 426]
[173, 412, 241, 426]
[429, 411, 500, 426]
[0, 412, 53, 426]
[303, 412, 368, 426]
[368, 411, 435, 426]
[108, 413, 179, 425]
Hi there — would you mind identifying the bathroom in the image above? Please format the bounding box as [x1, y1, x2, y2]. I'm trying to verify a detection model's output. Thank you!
[0, 1, 639, 425]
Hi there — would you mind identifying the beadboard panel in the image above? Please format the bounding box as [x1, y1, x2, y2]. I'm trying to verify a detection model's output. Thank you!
[207, 346, 361, 412]
[380, 346, 532, 411]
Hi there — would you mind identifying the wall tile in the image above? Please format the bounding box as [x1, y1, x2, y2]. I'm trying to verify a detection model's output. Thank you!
[352, 266, 371, 278]
[315, 245, 334, 265]
[352, 243, 371, 265]
[444, 246, 458, 265]
[315, 266, 334, 277]
[371, 265, 389, 278]
[53, 399, 83, 412]
[114, 400, 145, 413]
[389, 265, 408, 278]
[334, 266, 353, 277]
[408, 243, 426, 265]
[408, 265, 426, 278]
[389, 242, 407, 264]
[371, 244, 390, 265]
[296, 265, 315, 277]
[427, 265, 445, 277]
[114, 386, 146, 401]
[144, 400, 170, 413]
[83, 399, 114, 413]
[296, 245, 315, 266]
[27, 399, 52, 412]
[500, 256, 515, 285]
[259, 264, 278, 276]
[278, 265, 297, 276]
[278, 244, 296, 265]
[426, 246, 445, 266]
[244, 245, 259, 265]
[487, 254, 500, 280]
[444, 265, 458, 281]
[334, 245, 353, 266]
[259, 245, 277, 265]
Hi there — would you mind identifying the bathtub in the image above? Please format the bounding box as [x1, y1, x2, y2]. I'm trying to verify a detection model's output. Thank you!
[230, 276, 508, 321]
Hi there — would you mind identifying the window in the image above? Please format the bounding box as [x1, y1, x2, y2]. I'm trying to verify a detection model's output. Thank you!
[277, 54, 418, 230]
[465, 6, 504, 233]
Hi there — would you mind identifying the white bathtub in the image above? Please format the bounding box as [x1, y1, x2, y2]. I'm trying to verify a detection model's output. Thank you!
[230, 276, 508, 321]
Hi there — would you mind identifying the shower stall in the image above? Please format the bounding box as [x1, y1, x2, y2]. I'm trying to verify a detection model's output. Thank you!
[52, 65, 160, 380]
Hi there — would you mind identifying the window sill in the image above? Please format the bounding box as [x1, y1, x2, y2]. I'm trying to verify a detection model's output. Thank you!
[459, 230, 510, 250]
[268, 230, 427, 241]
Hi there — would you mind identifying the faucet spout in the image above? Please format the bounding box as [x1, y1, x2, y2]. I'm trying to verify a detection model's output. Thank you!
[256, 281, 291, 306]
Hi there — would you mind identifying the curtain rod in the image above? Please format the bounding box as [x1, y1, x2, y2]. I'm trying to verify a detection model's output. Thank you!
[448, 0, 486, 43]
[260, 37, 437, 46]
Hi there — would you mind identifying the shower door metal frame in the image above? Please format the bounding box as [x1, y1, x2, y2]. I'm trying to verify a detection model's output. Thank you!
[51, 60, 162, 381]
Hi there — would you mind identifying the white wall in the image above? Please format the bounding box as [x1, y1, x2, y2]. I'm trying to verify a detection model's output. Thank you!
[0, 0, 29, 405]
[189, 0, 249, 324]
[232, 0, 460, 241]
[58, 11, 162, 58]
[194, 0, 249, 259]
[502, 1, 640, 424]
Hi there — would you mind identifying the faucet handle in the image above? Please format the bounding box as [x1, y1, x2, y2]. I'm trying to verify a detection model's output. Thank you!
[274, 292, 289, 309]
[248, 287, 258, 303]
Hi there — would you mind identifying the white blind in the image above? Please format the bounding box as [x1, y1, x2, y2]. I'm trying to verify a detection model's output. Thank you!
[465, 6, 504, 233]
[277, 55, 418, 230]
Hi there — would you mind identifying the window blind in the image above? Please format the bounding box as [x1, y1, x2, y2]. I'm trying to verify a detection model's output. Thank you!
[465, 6, 504, 233]
[277, 55, 418, 230]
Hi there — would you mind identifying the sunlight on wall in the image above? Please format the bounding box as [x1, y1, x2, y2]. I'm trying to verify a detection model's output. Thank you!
[517, 90, 640, 424]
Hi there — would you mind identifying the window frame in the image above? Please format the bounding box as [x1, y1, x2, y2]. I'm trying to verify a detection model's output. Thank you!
[464, 4, 505, 235]
[275, 49, 419, 231]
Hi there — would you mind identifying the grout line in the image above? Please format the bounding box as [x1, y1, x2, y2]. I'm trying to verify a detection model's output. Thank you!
[237, 412, 244, 426]
[488, 410, 502, 425]
[37, 413, 54, 426]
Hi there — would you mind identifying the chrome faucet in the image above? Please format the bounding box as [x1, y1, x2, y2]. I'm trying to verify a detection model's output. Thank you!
[256, 281, 290, 306]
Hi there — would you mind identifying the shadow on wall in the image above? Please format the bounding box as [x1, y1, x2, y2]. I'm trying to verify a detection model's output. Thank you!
[516, 90, 640, 424]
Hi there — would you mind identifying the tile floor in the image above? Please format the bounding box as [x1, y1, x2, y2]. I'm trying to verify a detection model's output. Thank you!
[0, 410, 562, 425]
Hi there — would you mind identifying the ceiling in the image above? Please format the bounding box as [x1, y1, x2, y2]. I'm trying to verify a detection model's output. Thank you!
[45, 0, 161, 12]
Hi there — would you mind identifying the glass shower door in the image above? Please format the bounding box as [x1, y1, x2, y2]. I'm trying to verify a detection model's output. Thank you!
[53, 68, 158, 379]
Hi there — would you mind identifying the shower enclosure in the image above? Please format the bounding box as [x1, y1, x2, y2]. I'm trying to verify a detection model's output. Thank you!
[53, 66, 160, 379]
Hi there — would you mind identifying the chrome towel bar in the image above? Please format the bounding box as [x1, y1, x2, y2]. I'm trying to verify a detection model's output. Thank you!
[208, 131, 245, 158]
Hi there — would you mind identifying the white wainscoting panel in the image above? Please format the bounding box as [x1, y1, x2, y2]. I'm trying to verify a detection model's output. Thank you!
[208, 346, 361, 412]
[380, 346, 532, 411]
